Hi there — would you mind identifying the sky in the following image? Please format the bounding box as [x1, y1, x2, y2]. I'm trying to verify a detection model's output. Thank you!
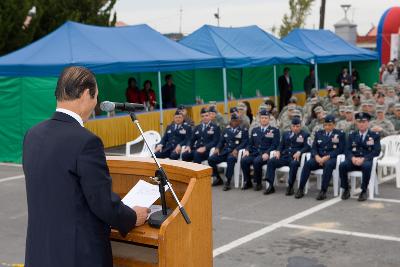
[113, 0, 399, 36]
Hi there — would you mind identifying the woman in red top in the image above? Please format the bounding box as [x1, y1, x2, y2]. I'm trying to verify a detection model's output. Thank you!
[125, 77, 140, 103]
[139, 80, 156, 111]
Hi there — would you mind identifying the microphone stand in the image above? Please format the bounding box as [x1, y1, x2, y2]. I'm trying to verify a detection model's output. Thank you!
[129, 112, 191, 228]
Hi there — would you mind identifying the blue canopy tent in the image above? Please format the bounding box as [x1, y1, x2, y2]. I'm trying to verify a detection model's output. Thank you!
[179, 25, 313, 113]
[282, 29, 378, 90]
[0, 21, 225, 162]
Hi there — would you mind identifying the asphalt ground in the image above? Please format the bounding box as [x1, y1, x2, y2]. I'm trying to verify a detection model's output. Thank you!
[1, 153, 400, 267]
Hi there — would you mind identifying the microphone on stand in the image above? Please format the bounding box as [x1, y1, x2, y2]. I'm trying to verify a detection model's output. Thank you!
[100, 101, 145, 112]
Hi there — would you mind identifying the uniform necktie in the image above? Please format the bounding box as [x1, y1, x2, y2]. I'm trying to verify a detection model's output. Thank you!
[202, 124, 206, 132]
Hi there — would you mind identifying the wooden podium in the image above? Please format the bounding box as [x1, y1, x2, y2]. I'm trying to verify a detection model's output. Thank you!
[106, 156, 213, 267]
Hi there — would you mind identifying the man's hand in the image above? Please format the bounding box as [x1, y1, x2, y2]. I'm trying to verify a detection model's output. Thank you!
[214, 148, 220, 155]
[243, 150, 250, 157]
[231, 149, 238, 158]
[133, 206, 151, 227]
[352, 156, 359, 166]
[315, 155, 322, 165]
[175, 145, 182, 154]
[183, 146, 191, 153]
[371, 125, 382, 132]
[262, 153, 269, 161]
[274, 151, 281, 160]
[197, 146, 206, 153]
[355, 157, 365, 166]
[155, 144, 163, 152]
[293, 151, 301, 161]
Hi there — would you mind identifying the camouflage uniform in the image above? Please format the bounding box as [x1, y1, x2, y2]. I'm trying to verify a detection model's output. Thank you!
[370, 105, 396, 138]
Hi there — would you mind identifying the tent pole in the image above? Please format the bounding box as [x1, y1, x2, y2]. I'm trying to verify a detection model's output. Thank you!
[349, 60, 352, 90]
[273, 65, 278, 106]
[222, 67, 228, 117]
[158, 71, 164, 134]
[314, 62, 319, 91]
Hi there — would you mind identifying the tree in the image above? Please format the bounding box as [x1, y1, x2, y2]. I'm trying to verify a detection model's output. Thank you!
[279, 0, 314, 38]
[0, 0, 117, 56]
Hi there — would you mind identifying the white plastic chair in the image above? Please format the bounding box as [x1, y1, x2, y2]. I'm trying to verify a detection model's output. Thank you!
[301, 153, 345, 197]
[347, 155, 381, 200]
[377, 135, 400, 188]
[125, 130, 161, 157]
[212, 148, 245, 188]
[268, 151, 307, 187]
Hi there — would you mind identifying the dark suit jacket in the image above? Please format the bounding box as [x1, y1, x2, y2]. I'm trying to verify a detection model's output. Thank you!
[23, 112, 137, 267]
[278, 75, 293, 94]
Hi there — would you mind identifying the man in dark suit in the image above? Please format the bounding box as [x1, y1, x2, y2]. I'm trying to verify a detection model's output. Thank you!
[278, 67, 293, 112]
[339, 112, 381, 201]
[23, 66, 150, 267]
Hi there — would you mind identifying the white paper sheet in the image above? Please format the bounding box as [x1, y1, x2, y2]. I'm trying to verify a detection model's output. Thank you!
[122, 180, 168, 208]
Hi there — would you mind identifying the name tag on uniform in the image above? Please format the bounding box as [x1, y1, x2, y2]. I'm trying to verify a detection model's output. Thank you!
[235, 140, 240, 144]
[253, 133, 258, 137]
[179, 129, 186, 134]
[352, 147, 357, 151]
[195, 131, 200, 135]
[366, 137, 374, 146]
[317, 139, 322, 144]
[207, 130, 214, 134]
[224, 133, 228, 138]
[332, 134, 339, 143]
[236, 131, 242, 139]
[296, 135, 304, 143]
[333, 144, 337, 149]
[167, 130, 172, 133]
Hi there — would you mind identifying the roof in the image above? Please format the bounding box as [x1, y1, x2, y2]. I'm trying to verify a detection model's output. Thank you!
[282, 29, 378, 64]
[0, 21, 223, 77]
[179, 25, 313, 68]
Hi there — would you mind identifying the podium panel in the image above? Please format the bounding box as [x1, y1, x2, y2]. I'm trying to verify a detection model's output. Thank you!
[107, 156, 213, 267]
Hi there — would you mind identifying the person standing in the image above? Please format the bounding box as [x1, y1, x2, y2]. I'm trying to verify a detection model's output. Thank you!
[23, 66, 149, 267]
[336, 67, 352, 95]
[339, 112, 381, 201]
[303, 67, 315, 98]
[278, 67, 293, 112]
[161, 74, 177, 108]
[125, 77, 141, 103]
[139, 80, 156, 111]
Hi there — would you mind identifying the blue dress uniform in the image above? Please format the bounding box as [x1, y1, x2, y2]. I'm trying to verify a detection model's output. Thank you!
[339, 112, 381, 201]
[265, 117, 310, 194]
[297, 115, 345, 199]
[241, 110, 280, 189]
[208, 113, 249, 190]
[182, 109, 220, 163]
[155, 120, 192, 160]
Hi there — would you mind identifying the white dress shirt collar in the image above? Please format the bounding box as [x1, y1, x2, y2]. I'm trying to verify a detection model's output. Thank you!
[56, 108, 84, 127]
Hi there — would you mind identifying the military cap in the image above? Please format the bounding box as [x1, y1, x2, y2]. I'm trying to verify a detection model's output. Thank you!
[258, 104, 267, 111]
[237, 102, 247, 110]
[324, 114, 335, 123]
[364, 86, 372, 91]
[288, 96, 298, 103]
[208, 106, 217, 113]
[339, 106, 346, 112]
[355, 112, 371, 121]
[230, 107, 238, 113]
[288, 105, 296, 111]
[208, 101, 217, 105]
[177, 104, 186, 110]
[259, 109, 269, 116]
[366, 99, 375, 106]
[291, 117, 301, 125]
[292, 109, 302, 117]
[387, 87, 395, 92]
[394, 103, 400, 111]
[326, 85, 334, 90]
[310, 88, 318, 95]
[174, 109, 183, 116]
[338, 96, 345, 103]
[359, 83, 366, 89]
[375, 105, 385, 113]
[343, 85, 351, 93]
[313, 106, 324, 113]
[200, 107, 209, 114]
[361, 101, 368, 107]
[231, 113, 240, 120]
[345, 106, 354, 113]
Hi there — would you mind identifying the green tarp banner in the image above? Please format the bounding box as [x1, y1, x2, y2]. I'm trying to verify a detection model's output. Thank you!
[0, 60, 378, 163]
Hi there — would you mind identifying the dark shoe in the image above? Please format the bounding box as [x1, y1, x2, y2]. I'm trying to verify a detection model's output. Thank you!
[316, 190, 327, 201]
[295, 188, 305, 199]
[254, 183, 262, 191]
[223, 181, 231, 191]
[241, 182, 253, 190]
[341, 188, 350, 200]
[263, 184, 275, 195]
[285, 186, 294, 196]
[358, 191, 368, 202]
[212, 176, 223, 186]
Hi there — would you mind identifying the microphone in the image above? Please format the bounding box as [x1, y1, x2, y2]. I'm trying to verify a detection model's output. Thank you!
[100, 101, 145, 112]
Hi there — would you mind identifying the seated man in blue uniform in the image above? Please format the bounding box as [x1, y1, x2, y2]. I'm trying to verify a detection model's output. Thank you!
[295, 114, 345, 200]
[339, 112, 381, 201]
[208, 113, 249, 191]
[241, 110, 280, 191]
[264, 117, 310, 195]
[182, 107, 220, 163]
[154, 110, 192, 159]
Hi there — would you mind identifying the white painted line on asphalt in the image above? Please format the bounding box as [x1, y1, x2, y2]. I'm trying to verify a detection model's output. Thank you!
[0, 175, 25, 183]
[283, 223, 400, 243]
[0, 162, 22, 167]
[369, 197, 400, 204]
[213, 197, 341, 257]
[220, 216, 273, 225]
